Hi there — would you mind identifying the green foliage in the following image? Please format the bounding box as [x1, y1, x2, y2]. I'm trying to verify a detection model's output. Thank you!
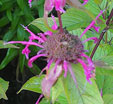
[0, 48, 18, 70]
[0, 0, 44, 73]
[18, 75, 45, 94]
[0, 77, 9, 100]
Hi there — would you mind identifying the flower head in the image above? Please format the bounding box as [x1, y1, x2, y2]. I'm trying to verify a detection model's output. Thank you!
[8, 17, 96, 98]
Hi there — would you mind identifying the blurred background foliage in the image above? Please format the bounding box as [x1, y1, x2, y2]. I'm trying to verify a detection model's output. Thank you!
[0, 0, 46, 103]
[0, 0, 45, 75]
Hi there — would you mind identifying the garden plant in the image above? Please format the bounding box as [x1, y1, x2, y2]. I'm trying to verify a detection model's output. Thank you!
[1, 0, 113, 104]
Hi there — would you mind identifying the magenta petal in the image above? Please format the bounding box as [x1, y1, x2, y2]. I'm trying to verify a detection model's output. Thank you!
[100, 88, 103, 97]
[92, 25, 100, 32]
[51, 15, 58, 30]
[63, 60, 68, 78]
[54, 59, 61, 73]
[82, 0, 88, 5]
[21, 25, 44, 42]
[41, 64, 63, 98]
[80, 10, 103, 38]
[28, 0, 32, 7]
[8, 41, 44, 48]
[83, 37, 98, 44]
[77, 58, 92, 84]
[28, 54, 46, 68]
[54, 0, 66, 13]
[22, 45, 31, 59]
[35, 94, 43, 104]
[47, 59, 53, 69]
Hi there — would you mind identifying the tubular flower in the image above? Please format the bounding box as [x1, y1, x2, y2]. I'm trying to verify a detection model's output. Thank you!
[44, 0, 66, 13]
[28, 0, 32, 7]
[80, 10, 104, 38]
[82, 0, 88, 5]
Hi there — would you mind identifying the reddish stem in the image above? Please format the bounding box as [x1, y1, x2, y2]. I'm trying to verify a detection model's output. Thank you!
[57, 11, 63, 33]
[90, 9, 113, 59]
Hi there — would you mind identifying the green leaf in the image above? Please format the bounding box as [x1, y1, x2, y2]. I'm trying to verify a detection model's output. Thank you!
[94, 0, 102, 5]
[0, 40, 19, 49]
[0, 77, 9, 100]
[30, 8, 92, 32]
[6, 9, 12, 21]
[61, 8, 92, 31]
[25, 61, 41, 75]
[18, 75, 45, 94]
[51, 63, 103, 104]
[19, 46, 25, 73]
[0, 16, 10, 27]
[17, 26, 25, 41]
[0, 48, 18, 70]
[3, 30, 16, 41]
[92, 44, 113, 60]
[39, 98, 51, 104]
[103, 94, 113, 104]
[85, 0, 100, 16]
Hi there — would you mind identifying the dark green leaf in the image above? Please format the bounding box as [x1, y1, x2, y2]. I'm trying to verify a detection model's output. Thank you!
[6, 9, 12, 21]
[0, 16, 10, 27]
[0, 48, 18, 70]
[17, 26, 25, 41]
[3, 30, 16, 41]
[19, 46, 25, 73]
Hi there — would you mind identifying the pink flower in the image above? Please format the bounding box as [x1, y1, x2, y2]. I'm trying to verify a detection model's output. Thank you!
[8, 16, 96, 94]
[44, 0, 66, 13]
[82, 0, 88, 5]
[28, 0, 32, 7]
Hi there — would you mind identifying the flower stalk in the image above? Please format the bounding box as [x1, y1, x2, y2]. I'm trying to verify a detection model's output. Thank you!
[90, 9, 113, 59]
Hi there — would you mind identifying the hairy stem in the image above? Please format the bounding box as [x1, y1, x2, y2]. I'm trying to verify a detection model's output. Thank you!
[57, 11, 63, 33]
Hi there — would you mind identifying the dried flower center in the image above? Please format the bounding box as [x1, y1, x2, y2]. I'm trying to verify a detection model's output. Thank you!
[43, 29, 84, 63]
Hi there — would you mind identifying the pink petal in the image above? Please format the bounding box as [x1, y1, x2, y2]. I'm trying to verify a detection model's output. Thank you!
[80, 10, 103, 38]
[51, 15, 58, 30]
[35, 94, 43, 104]
[82, 0, 88, 5]
[28, 0, 32, 7]
[41, 64, 63, 98]
[21, 25, 44, 42]
[22, 45, 31, 59]
[92, 25, 100, 32]
[8, 41, 44, 48]
[28, 54, 46, 68]
[63, 60, 68, 77]
[82, 37, 98, 44]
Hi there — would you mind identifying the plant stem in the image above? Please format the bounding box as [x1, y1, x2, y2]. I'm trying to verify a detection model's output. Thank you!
[90, 9, 113, 59]
[57, 11, 63, 33]
[106, 8, 113, 25]
[105, 32, 108, 44]
[90, 26, 109, 59]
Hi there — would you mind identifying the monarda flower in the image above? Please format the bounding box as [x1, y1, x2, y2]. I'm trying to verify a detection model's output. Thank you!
[7, 10, 103, 103]
[7, 19, 97, 98]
